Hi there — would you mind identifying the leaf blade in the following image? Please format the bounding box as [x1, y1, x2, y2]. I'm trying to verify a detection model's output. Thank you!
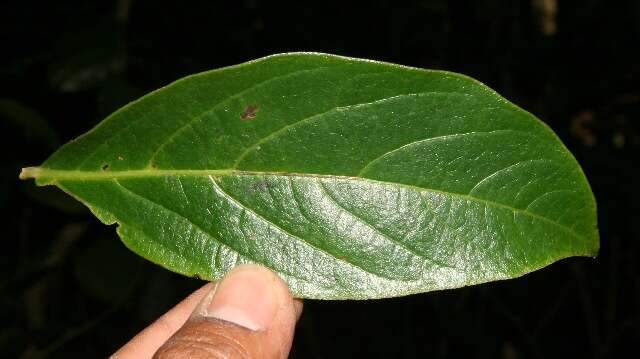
[21, 53, 598, 299]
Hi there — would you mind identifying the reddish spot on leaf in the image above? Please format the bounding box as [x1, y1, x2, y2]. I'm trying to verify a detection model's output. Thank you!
[241, 105, 259, 120]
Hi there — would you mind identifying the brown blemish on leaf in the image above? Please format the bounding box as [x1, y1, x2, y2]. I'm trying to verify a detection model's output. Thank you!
[240, 105, 259, 120]
[101, 163, 110, 171]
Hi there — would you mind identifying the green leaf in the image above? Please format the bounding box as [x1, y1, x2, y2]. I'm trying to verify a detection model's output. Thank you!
[20, 53, 598, 299]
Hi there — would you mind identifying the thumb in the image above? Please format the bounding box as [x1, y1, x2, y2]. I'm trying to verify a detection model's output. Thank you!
[153, 264, 301, 359]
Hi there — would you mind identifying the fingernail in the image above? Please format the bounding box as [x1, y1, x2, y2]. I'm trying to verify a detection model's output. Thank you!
[199, 265, 280, 331]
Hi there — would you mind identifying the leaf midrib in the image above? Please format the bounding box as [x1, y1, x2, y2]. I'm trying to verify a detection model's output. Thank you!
[23, 167, 587, 243]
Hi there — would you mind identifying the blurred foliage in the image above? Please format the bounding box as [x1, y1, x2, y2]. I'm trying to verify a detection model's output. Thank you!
[1, 0, 638, 358]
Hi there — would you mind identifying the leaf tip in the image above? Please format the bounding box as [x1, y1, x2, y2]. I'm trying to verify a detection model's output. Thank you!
[19, 167, 41, 180]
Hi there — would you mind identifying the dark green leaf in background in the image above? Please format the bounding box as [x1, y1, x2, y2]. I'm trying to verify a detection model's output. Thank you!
[20, 53, 599, 299]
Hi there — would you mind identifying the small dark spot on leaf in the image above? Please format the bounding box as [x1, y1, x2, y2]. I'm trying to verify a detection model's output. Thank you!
[150, 161, 157, 169]
[249, 180, 271, 194]
[101, 163, 110, 171]
[240, 105, 259, 120]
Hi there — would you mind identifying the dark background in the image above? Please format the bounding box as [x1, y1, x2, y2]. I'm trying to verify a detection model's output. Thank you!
[2, 0, 638, 358]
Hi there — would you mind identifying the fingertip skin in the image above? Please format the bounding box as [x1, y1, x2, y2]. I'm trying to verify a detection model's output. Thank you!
[153, 265, 301, 359]
[153, 318, 264, 359]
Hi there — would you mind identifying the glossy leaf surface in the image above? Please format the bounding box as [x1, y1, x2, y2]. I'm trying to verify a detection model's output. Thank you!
[21, 53, 598, 299]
